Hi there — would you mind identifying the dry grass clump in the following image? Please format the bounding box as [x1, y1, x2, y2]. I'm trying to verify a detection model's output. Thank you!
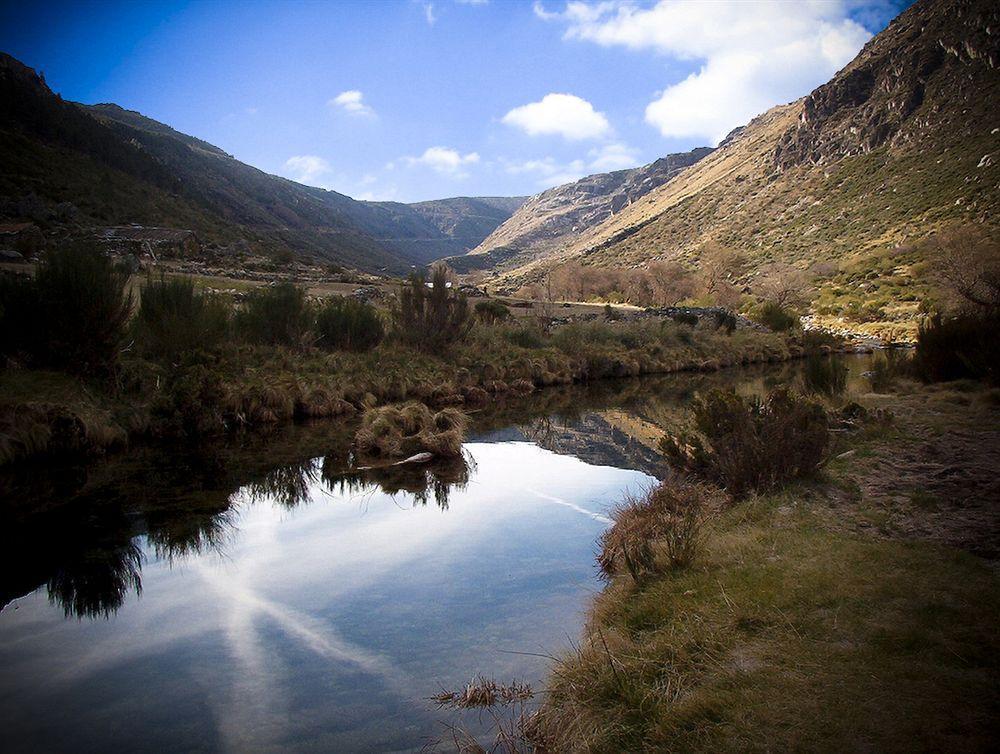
[431, 678, 534, 710]
[354, 401, 467, 459]
[429, 678, 537, 754]
[598, 478, 719, 583]
[0, 402, 125, 465]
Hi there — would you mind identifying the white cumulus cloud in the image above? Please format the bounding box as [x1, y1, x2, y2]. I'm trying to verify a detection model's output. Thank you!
[329, 90, 375, 117]
[535, 0, 872, 145]
[282, 155, 332, 186]
[502, 93, 611, 140]
[502, 141, 640, 188]
[404, 146, 480, 176]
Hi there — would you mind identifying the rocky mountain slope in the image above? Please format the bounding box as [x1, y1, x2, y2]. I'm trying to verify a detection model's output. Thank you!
[0, 54, 523, 272]
[457, 148, 712, 273]
[475, 0, 1000, 321]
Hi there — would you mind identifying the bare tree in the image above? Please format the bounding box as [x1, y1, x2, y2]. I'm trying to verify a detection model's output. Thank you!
[697, 242, 747, 308]
[753, 262, 813, 309]
[928, 227, 1000, 315]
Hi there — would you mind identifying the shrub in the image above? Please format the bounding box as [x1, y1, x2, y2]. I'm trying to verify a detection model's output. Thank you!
[135, 275, 229, 360]
[502, 322, 546, 349]
[712, 310, 737, 334]
[393, 266, 470, 351]
[0, 271, 38, 360]
[751, 301, 799, 332]
[597, 479, 717, 583]
[604, 303, 621, 321]
[867, 349, 910, 392]
[4, 246, 134, 374]
[912, 313, 998, 383]
[315, 296, 384, 352]
[235, 282, 313, 347]
[672, 312, 699, 328]
[474, 299, 510, 325]
[801, 354, 848, 399]
[354, 402, 467, 459]
[661, 387, 829, 498]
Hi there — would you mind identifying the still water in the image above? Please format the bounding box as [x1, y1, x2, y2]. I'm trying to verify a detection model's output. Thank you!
[0, 357, 873, 752]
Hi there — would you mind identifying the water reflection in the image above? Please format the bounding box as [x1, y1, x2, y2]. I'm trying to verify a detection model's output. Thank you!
[0, 356, 876, 752]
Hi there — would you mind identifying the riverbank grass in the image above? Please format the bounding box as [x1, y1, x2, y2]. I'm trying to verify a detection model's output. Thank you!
[538, 489, 1000, 751]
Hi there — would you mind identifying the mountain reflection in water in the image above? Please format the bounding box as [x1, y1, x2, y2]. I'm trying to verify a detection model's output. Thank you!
[0, 357, 873, 753]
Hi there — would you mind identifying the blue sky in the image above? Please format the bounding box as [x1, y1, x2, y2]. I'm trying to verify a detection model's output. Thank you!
[1, 0, 910, 203]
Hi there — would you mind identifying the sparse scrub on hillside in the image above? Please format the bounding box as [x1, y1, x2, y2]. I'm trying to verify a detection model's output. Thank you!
[235, 282, 313, 347]
[661, 387, 829, 498]
[135, 275, 229, 360]
[597, 479, 718, 584]
[315, 296, 384, 352]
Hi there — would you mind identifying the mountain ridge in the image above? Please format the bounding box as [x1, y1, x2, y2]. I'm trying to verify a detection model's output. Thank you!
[0, 54, 525, 272]
[467, 0, 999, 326]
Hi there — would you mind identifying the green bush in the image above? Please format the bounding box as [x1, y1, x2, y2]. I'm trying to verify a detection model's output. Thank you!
[1, 246, 133, 374]
[912, 313, 998, 383]
[661, 387, 829, 498]
[315, 296, 384, 352]
[135, 275, 229, 360]
[751, 301, 799, 332]
[393, 266, 470, 351]
[474, 299, 510, 325]
[501, 322, 546, 349]
[235, 283, 313, 347]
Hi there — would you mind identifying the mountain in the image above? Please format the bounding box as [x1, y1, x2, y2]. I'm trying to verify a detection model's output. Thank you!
[0, 53, 524, 272]
[455, 147, 713, 274]
[361, 195, 527, 264]
[469, 0, 1000, 321]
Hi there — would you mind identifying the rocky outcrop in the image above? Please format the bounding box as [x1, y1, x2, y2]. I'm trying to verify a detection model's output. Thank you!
[774, 0, 999, 168]
[459, 147, 713, 272]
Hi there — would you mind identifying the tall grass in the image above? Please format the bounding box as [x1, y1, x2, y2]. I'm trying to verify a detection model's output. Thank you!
[598, 479, 717, 583]
[801, 354, 848, 399]
[315, 296, 384, 352]
[393, 266, 470, 351]
[662, 387, 829, 498]
[235, 282, 313, 347]
[0, 246, 132, 374]
[135, 275, 229, 360]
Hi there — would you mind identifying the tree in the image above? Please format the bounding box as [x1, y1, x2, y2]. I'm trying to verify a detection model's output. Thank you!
[697, 242, 746, 307]
[928, 227, 1000, 316]
[753, 262, 813, 309]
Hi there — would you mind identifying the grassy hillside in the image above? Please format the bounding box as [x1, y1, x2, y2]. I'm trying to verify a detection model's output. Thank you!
[484, 0, 1000, 332]
[0, 54, 523, 272]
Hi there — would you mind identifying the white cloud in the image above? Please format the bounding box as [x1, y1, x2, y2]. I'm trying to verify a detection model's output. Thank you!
[502, 141, 639, 188]
[535, 0, 872, 145]
[329, 90, 375, 117]
[423, 2, 437, 25]
[588, 142, 640, 171]
[404, 146, 480, 176]
[282, 155, 332, 186]
[502, 93, 611, 140]
[456, 0, 489, 5]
